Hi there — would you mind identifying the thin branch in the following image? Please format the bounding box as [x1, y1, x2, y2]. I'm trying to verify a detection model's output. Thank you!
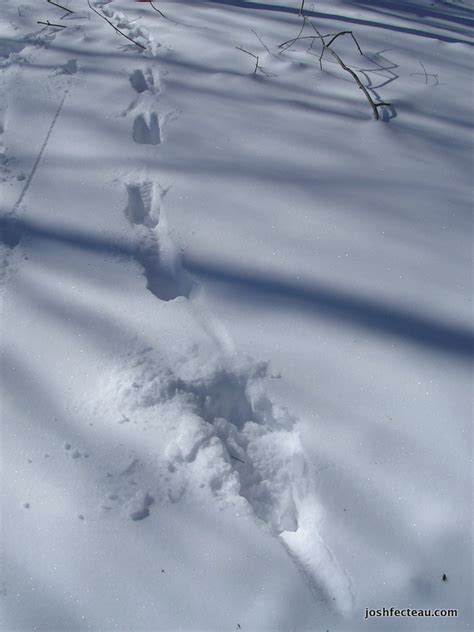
[148, 1, 166, 19]
[46, 0, 74, 14]
[37, 20, 67, 28]
[236, 46, 259, 74]
[251, 29, 272, 56]
[299, 0, 305, 16]
[410, 60, 438, 86]
[230, 454, 246, 464]
[279, 17, 307, 53]
[279, 34, 332, 49]
[419, 60, 428, 84]
[87, 0, 146, 50]
[324, 47, 390, 119]
[279, 17, 390, 119]
[325, 30, 363, 55]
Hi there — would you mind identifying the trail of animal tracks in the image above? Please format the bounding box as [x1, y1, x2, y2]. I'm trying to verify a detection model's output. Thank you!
[0, 1, 472, 630]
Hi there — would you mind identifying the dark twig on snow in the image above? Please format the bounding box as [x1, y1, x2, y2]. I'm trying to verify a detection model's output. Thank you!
[230, 454, 246, 464]
[251, 29, 273, 56]
[37, 20, 67, 28]
[279, 33, 333, 51]
[148, 1, 166, 19]
[147, 0, 183, 26]
[410, 60, 439, 86]
[236, 46, 264, 75]
[324, 46, 391, 120]
[87, 0, 146, 50]
[299, 0, 305, 16]
[325, 30, 363, 55]
[46, 0, 74, 14]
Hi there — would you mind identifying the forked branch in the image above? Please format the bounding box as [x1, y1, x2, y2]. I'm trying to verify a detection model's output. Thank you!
[279, 18, 390, 120]
[236, 46, 265, 75]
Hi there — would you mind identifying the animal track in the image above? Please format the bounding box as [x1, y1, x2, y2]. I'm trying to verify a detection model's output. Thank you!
[129, 492, 154, 521]
[64, 442, 89, 460]
[124, 181, 193, 301]
[133, 113, 161, 145]
[0, 215, 21, 249]
[125, 181, 159, 228]
[57, 59, 78, 76]
[129, 68, 157, 95]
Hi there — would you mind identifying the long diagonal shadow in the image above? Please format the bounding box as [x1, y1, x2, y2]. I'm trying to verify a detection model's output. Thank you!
[201, 0, 474, 45]
[1, 215, 472, 361]
[184, 255, 474, 362]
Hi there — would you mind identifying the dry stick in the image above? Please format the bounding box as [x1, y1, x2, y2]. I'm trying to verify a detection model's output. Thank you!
[325, 30, 362, 54]
[47, 0, 74, 14]
[236, 46, 260, 74]
[324, 47, 390, 120]
[280, 18, 390, 119]
[148, 0, 166, 19]
[37, 20, 67, 28]
[279, 34, 334, 49]
[251, 29, 273, 56]
[308, 18, 391, 117]
[148, 0, 183, 26]
[230, 454, 246, 464]
[410, 60, 438, 86]
[299, 0, 305, 16]
[280, 17, 307, 52]
[87, 0, 146, 50]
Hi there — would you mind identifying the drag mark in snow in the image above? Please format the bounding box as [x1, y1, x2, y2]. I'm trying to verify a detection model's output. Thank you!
[1, 91, 68, 287]
[12, 90, 68, 215]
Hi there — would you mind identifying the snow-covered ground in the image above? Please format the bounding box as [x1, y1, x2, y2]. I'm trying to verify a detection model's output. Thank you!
[0, 0, 472, 630]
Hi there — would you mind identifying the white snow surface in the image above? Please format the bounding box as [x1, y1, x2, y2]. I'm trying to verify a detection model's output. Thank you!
[0, 0, 472, 630]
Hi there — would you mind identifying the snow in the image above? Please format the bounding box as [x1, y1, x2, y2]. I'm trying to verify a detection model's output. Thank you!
[0, 0, 472, 630]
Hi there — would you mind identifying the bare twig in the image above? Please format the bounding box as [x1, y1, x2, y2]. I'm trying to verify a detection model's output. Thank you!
[410, 60, 439, 86]
[148, 1, 166, 19]
[324, 47, 390, 119]
[37, 20, 67, 28]
[299, 0, 306, 16]
[279, 34, 332, 50]
[230, 454, 246, 464]
[236, 46, 260, 74]
[279, 17, 307, 53]
[251, 29, 272, 56]
[46, 0, 74, 14]
[325, 30, 362, 55]
[87, 0, 146, 50]
[279, 17, 391, 119]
